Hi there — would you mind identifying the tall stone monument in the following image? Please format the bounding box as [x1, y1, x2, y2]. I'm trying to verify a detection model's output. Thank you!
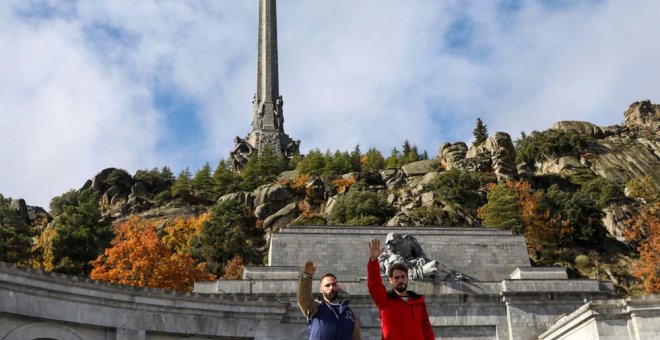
[230, 0, 299, 172]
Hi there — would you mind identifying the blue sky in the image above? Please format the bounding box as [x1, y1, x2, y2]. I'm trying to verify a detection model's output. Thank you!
[1, 0, 659, 209]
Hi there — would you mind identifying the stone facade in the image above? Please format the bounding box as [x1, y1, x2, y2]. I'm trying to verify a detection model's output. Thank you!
[197, 226, 623, 339]
[540, 296, 660, 340]
[2, 225, 660, 339]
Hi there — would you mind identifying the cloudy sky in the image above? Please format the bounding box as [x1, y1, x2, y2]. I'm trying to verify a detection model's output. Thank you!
[1, 0, 659, 209]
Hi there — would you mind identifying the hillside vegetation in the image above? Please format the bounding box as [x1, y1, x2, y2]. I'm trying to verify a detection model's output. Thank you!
[1, 101, 658, 294]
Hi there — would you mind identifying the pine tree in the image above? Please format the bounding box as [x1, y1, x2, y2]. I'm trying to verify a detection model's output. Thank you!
[160, 166, 175, 184]
[0, 194, 33, 263]
[385, 147, 401, 168]
[350, 144, 362, 173]
[191, 163, 214, 204]
[478, 182, 523, 234]
[51, 188, 112, 275]
[472, 118, 488, 147]
[296, 148, 326, 177]
[362, 148, 385, 172]
[239, 146, 287, 191]
[172, 168, 193, 202]
[190, 200, 263, 276]
[212, 160, 241, 197]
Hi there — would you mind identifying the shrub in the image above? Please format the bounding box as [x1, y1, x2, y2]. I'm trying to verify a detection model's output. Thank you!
[515, 129, 593, 166]
[575, 254, 592, 268]
[328, 189, 395, 226]
[429, 169, 495, 215]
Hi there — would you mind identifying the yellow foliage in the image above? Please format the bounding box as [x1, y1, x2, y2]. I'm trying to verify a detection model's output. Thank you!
[26, 221, 55, 271]
[162, 213, 209, 254]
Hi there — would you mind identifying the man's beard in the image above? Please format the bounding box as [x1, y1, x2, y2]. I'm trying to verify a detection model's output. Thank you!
[323, 290, 338, 302]
[394, 283, 407, 293]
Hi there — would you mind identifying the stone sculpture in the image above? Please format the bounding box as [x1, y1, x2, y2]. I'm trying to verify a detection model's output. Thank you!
[378, 232, 454, 281]
[275, 95, 284, 131]
[230, 136, 255, 172]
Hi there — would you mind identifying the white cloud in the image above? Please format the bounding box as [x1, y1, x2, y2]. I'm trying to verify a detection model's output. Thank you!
[0, 0, 659, 209]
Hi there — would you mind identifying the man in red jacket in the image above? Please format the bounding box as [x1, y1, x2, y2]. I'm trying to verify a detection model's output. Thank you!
[368, 238, 435, 340]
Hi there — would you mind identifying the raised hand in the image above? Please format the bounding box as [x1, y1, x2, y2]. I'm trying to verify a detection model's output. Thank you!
[369, 238, 384, 260]
[303, 260, 316, 276]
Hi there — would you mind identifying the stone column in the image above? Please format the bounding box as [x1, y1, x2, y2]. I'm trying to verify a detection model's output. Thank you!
[254, 0, 280, 131]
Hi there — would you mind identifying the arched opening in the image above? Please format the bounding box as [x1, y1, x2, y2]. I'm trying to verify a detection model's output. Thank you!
[2, 323, 83, 340]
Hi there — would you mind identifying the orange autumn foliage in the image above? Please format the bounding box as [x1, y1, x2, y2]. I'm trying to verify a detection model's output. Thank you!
[90, 217, 215, 291]
[624, 203, 660, 293]
[332, 177, 357, 194]
[223, 256, 245, 280]
[507, 181, 573, 257]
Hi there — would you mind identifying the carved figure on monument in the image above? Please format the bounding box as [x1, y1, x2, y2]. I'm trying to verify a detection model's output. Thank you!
[284, 139, 300, 158]
[378, 232, 454, 281]
[230, 136, 255, 172]
[251, 94, 262, 129]
[275, 95, 284, 131]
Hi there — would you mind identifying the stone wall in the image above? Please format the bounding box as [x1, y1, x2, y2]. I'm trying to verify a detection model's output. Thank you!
[0, 262, 297, 339]
[540, 296, 660, 340]
[269, 226, 530, 281]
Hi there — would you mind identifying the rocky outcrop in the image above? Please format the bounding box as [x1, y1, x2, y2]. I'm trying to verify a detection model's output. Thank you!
[552, 121, 604, 139]
[602, 204, 636, 243]
[10, 199, 30, 225]
[401, 159, 438, 177]
[439, 142, 467, 170]
[582, 135, 660, 193]
[218, 191, 255, 210]
[623, 100, 660, 131]
[440, 132, 517, 181]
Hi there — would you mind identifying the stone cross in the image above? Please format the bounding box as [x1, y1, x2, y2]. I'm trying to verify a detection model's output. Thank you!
[231, 0, 299, 172]
[253, 0, 281, 132]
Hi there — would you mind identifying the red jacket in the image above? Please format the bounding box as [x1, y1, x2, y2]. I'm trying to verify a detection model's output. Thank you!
[367, 259, 435, 340]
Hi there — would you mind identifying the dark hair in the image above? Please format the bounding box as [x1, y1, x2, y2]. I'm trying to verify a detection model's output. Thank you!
[387, 262, 409, 278]
[320, 273, 337, 282]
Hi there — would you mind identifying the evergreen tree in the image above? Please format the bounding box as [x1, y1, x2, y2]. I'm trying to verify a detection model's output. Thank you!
[104, 168, 133, 192]
[478, 182, 523, 234]
[296, 148, 326, 176]
[402, 140, 412, 159]
[190, 200, 263, 276]
[385, 147, 401, 168]
[239, 146, 287, 191]
[191, 163, 214, 204]
[51, 188, 112, 275]
[49, 189, 79, 217]
[472, 118, 488, 146]
[172, 168, 193, 202]
[362, 148, 385, 172]
[430, 169, 496, 215]
[540, 185, 605, 244]
[0, 194, 33, 263]
[405, 145, 420, 164]
[212, 160, 241, 197]
[349, 144, 362, 173]
[323, 150, 352, 179]
[328, 189, 396, 225]
[160, 166, 175, 184]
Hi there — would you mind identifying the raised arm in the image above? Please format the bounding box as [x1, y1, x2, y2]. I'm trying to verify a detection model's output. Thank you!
[297, 260, 319, 317]
[367, 238, 388, 308]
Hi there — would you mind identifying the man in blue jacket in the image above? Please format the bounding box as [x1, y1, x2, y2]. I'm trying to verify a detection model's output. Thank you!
[297, 260, 361, 339]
